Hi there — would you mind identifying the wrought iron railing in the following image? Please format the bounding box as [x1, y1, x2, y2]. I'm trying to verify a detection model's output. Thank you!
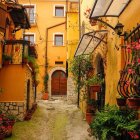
[117, 24, 140, 98]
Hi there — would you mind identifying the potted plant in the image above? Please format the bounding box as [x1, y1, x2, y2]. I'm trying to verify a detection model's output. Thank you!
[86, 75, 103, 92]
[90, 105, 139, 140]
[116, 95, 127, 107]
[86, 99, 97, 124]
[2, 54, 12, 65]
[86, 99, 97, 113]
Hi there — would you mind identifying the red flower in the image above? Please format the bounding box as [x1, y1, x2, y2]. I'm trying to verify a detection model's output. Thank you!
[138, 58, 140, 64]
[128, 131, 139, 139]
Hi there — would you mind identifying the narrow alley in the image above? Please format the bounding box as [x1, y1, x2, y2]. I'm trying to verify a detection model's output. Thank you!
[6, 99, 95, 140]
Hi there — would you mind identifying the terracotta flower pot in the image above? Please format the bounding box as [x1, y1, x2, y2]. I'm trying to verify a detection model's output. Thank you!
[86, 112, 94, 124]
[42, 93, 49, 100]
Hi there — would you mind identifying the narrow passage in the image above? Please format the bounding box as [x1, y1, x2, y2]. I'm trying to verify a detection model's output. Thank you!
[6, 99, 95, 140]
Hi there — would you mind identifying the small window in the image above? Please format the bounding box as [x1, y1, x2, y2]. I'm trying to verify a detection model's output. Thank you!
[55, 6, 64, 17]
[24, 5, 35, 24]
[54, 34, 63, 46]
[24, 34, 35, 45]
[55, 61, 63, 65]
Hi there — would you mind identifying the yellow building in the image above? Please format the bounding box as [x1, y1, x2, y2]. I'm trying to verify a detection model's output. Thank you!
[0, 1, 38, 120]
[18, 0, 79, 101]
[76, 0, 140, 119]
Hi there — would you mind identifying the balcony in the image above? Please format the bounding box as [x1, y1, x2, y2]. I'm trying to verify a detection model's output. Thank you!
[3, 40, 37, 66]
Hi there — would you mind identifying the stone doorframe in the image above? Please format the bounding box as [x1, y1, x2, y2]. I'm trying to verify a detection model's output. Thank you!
[48, 67, 66, 97]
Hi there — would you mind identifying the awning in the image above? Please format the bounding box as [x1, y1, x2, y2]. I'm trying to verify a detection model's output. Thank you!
[6, 3, 30, 29]
[74, 30, 107, 57]
[90, 0, 131, 19]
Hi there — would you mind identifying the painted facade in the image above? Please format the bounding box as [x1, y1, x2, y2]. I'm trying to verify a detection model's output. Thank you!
[78, 0, 140, 117]
[0, 1, 37, 120]
[18, 0, 79, 101]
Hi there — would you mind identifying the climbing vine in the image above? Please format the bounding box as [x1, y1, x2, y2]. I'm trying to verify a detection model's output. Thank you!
[70, 54, 93, 94]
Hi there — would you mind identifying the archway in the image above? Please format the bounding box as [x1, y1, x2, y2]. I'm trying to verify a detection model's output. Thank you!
[48, 67, 67, 96]
[51, 70, 67, 95]
[95, 54, 106, 110]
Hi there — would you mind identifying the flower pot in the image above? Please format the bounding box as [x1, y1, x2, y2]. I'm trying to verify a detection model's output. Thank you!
[116, 98, 126, 106]
[89, 85, 101, 93]
[86, 112, 94, 124]
[127, 98, 140, 109]
[42, 92, 49, 100]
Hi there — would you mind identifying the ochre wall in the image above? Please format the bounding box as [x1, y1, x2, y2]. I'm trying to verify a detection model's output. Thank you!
[18, 0, 67, 96]
[47, 24, 66, 72]
[0, 65, 25, 101]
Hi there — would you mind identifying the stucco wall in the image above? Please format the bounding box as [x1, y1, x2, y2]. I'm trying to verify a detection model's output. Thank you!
[0, 65, 25, 101]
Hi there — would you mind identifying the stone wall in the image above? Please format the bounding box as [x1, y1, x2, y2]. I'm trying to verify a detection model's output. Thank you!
[67, 76, 77, 104]
[0, 102, 25, 121]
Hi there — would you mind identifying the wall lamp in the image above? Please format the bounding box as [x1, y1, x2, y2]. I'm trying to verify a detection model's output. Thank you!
[91, 18, 128, 38]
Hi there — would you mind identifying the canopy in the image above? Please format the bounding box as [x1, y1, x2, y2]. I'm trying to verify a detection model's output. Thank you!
[90, 0, 131, 19]
[74, 30, 107, 57]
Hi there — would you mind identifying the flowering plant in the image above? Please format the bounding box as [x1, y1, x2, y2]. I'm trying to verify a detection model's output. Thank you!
[123, 40, 140, 97]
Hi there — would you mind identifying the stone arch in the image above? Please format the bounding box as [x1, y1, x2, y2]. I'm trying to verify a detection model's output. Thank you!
[48, 67, 66, 97]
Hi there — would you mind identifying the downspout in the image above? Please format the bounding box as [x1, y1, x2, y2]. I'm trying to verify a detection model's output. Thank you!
[79, 0, 81, 38]
[45, 22, 66, 91]
[77, 0, 81, 107]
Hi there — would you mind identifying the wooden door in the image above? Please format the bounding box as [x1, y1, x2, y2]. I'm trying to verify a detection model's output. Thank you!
[51, 70, 67, 95]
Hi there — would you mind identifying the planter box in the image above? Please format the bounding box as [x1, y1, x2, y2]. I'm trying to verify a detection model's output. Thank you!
[86, 112, 94, 124]
[89, 85, 101, 93]
[116, 98, 126, 106]
[127, 98, 140, 109]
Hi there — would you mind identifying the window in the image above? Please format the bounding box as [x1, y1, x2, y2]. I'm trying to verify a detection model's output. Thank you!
[55, 61, 63, 65]
[54, 34, 63, 46]
[24, 34, 35, 45]
[55, 6, 64, 17]
[24, 5, 35, 24]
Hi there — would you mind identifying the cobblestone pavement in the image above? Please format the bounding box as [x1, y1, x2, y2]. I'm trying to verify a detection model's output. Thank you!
[6, 99, 96, 140]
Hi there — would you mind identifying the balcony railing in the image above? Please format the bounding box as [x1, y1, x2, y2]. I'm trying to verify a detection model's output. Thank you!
[3, 40, 37, 65]
[117, 24, 140, 98]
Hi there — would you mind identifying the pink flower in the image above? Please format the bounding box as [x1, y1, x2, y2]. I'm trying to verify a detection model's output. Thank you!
[127, 48, 131, 53]
[128, 68, 134, 74]
[138, 58, 140, 64]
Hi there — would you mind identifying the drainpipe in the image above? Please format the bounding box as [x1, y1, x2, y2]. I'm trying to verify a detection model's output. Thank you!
[79, 0, 81, 38]
[77, 0, 81, 107]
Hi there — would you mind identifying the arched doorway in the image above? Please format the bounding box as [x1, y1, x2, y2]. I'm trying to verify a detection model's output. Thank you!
[96, 54, 105, 110]
[51, 70, 67, 95]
